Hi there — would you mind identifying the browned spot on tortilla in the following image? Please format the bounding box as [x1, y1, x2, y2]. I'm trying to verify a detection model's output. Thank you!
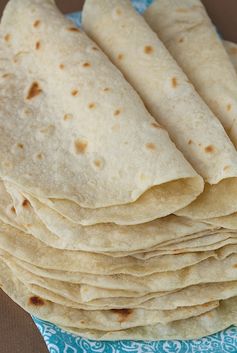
[22, 199, 30, 208]
[233, 264, 237, 268]
[74, 139, 88, 154]
[103, 88, 110, 92]
[59, 64, 65, 69]
[94, 159, 102, 168]
[188, 139, 192, 145]
[35, 41, 41, 50]
[117, 53, 124, 60]
[146, 143, 156, 150]
[92, 46, 99, 51]
[230, 47, 237, 55]
[178, 38, 184, 43]
[205, 145, 215, 153]
[2, 73, 11, 78]
[115, 8, 122, 15]
[82, 62, 91, 68]
[68, 27, 80, 32]
[17, 143, 24, 149]
[36, 153, 44, 160]
[71, 89, 79, 96]
[114, 109, 121, 116]
[151, 122, 162, 129]
[172, 77, 178, 88]
[144, 45, 154, 54]
[27, 82, 42, 99]
[11, 206, 16, 214]
[33, 20, 41, 28]
[88, 103, 96, 109]
[176, 8, 189, 13]
[29, 296, 44, 306]
[224, 165, 230, 171]
[111, 309, 133, 323]
[4, 34, 11, 42]
[64, 114, 73, 121]
[226, 103, 232, 111]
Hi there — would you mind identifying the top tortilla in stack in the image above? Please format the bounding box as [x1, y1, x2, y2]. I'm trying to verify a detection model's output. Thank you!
[82, 0, 237, 221]
[0, 0, 203, 226]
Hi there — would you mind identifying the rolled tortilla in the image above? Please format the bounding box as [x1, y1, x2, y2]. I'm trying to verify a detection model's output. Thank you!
[82, 0, 237, 219]
[0, 0, 203, 224]
[144, 0, 237, 148]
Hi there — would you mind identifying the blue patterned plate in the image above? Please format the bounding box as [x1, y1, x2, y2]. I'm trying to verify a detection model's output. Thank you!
[32, 1, 237, 352]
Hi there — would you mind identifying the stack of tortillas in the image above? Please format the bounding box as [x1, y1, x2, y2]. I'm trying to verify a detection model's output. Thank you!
[0, 0, 237, 341]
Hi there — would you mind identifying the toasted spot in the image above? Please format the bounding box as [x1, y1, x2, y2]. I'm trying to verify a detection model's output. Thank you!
[35, 41, 41, 50]
[17, 143, 24, 149]
[230, 47, 237, 55]
[233, 264, 237, 268]
[111, 309, 133, 323]
[88, 103, 96, 109]
[59, 64, 65, 69]
[11, 206, 16, 214]
[227, 104, 232, 112]
[93, 158, 105, 170]
[224, 165, 230, 171]
[33, 20, 41, 28]
[144, 45, 154, 54]
[4, 34, 11, 42]
[63, 114, 73, 121]
[82, 62, 91, 68]
[68, 27, 80, 32]
[29, 296, 44, 306]
[92, 46, 99, 51]
[39, 124, 55, 135]
[27, 82, 42, 99]
[205, 145, 215, 153]
[2, 161, 13, 170]
[22, 199, 30, 208]
[103, 88, 110, 92]
[71, 89, 79, 96]
[114, 109, 121, 116]
[2, 73, 12, 78]
[188, 139, 192, 145]
[117, 53, 124, 60]
[115, 8, 122, 15]
[178, 38, 184, 43]
[172, 77, 178, 88]
[146, 143, 156, 150]
[176, 8, 189, 13]
[36, 153, 44, 160]
[151, 122, 162, 129]
[74, 139, 88, 154]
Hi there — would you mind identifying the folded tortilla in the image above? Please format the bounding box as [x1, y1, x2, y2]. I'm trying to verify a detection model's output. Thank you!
[0, 0, 203, 226]
[144, 0, 237, 148]
[82, 0, 237, 220]
[224, 41, 237, 71]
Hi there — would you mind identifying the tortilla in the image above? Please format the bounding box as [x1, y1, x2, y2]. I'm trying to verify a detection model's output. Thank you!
[0, 0, 203, 226]
[82, 0, 237, 221]
[144, 0, 237, 148]
[224, 41, 237, 70]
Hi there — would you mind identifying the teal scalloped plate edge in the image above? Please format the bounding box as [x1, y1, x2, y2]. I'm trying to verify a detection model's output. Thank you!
[32, 0, 236, 352]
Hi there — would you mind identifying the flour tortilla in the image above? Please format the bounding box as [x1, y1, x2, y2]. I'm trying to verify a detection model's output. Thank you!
[82, 0, 237, 221]
[0, 260, 218, 331]
[0, 221, 229, 276]
[224, 41, 237, 71]
[0, 0, 203, 226]
[0, 231, 236, 293]
[59, 297, 237, 340]
[144, 0, 237, 148]
[4, 181, 215, 253]
[5, 254, 237, 311]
